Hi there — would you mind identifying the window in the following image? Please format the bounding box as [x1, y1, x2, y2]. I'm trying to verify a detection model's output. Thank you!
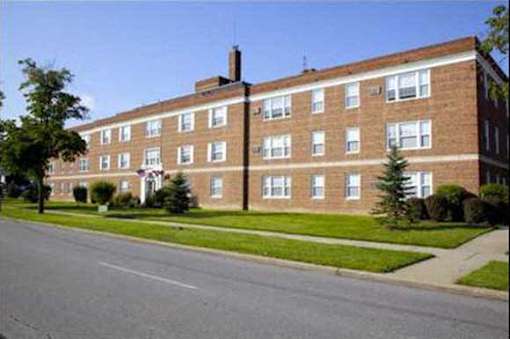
[99, 155, 110, 171]
[178, 112, 194, 132]
[311, 89, 324, 113]
[405, 172, 432, 198]
[79, 159, 89, 172]
[495, 126, 500, 154]
[486, 170, 491, 184]
[386, 69, 430, 102]
[263, 135, 291, 159]
[48, 162, 55, 174]
[100, 129, 111, 145]
[346, 127, 360, 154]
[146, 119, 161, 137]
[311, 131, 325, 156]
[263, 95, 291, 120]
[262, 176, 291, 199]
[178, 145, 194, 165]
[118, 153, 130, 169]
[386, 120, 431, 150]
[484, 120, 490, 151]
[119, 180, 130, 193]
[345, 82, 360, 109]
[311, 175, 325, 199]
[209, 106, 227, 128]
[144, 148, 160, 167]
[345, 174, 360, 200]
[82, 134, 91, 148]
[62, 182, 70, 194]
[119, 125, 131, 142]
[210, 176, 223, 198]
[208, 141, 227, 162]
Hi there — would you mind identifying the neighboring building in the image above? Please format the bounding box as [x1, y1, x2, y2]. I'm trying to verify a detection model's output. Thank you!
[47, 37, 509, 213]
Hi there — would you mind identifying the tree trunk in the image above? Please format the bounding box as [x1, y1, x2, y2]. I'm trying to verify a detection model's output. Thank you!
[37, 176, 44, 214]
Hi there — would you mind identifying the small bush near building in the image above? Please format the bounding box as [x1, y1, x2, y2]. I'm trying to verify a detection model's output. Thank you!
[407, 197, 428, 221]
[436, 184, 468, 221]
[480, 184, 509, 225]
[21, 184, 51, 203]
[73, 186, 87, 204]
[424, 194, 448, 222]
[6, 182, 22, 198]
[164, 172, 191, 214]
[112, 192, 140, 208]
[90, 181, 116, 205]
[153, 186, 172, 207]
[480, 183, 509, 204]
[463, 197, 490, 224]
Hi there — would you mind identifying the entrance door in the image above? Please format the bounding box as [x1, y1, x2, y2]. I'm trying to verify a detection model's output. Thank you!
[145, 176, 157, 199]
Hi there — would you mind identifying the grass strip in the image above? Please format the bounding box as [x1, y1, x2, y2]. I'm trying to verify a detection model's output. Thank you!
[1, 204, 432, 273]
[457, 261, 509, 291]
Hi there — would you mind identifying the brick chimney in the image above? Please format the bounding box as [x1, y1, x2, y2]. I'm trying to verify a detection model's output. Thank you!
[229, 45, 241, 82]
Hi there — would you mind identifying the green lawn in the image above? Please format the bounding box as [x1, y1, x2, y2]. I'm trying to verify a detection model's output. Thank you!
[0, 201, 432, 273]
[457, 261, 509, 291]
[34, 200, 491, 249]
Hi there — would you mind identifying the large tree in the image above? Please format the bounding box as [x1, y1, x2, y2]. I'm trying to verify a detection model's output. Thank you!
[482, 5, 508, 100]
[0, 59, 88, 213]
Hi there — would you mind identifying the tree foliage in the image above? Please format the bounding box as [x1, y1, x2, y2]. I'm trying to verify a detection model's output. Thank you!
[372, 146, 413, 228]
[481, 5, 509, 100]
[164, 172, 191, 214]
[0, 59, 88, 213]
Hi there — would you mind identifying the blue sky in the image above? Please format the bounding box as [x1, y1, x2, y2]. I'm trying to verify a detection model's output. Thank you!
[1, 1, 508, 126]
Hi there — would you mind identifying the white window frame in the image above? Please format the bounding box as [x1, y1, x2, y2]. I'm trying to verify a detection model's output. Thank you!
[263, 95, 292, 121]
[311, 174, 325, 200]
[178, 112, 195, 132]
[207, 141, 227, 163]
[100, 129, 112, 145]
[208, 106, 228, 128]
[404, 172, 433, 198]
[48, 162, 55, 174]
[119, 125, 131, 142]
[119, 180, 130, 193]
[263, 134, 291, 160]
[79, 159, 89, 172]
[386, 69, 430, 102]
[311, 131, 325, 156]
[99, 155, 110, 171]
[262, 176, 291, 199]
[82, 134, 91, 148]
[210, 176, 223, 198]
[311, 88, 325, 114]
[386, 120, 431, 150]
[344, 82, 360, 109]
[345, 173, 361, 200]
[144, 148, 161, 167]
[145, 119, 161, 138]
[345, 127, 360, 154]
[177, 145, 194, 165]
[118, 152, 131, 169]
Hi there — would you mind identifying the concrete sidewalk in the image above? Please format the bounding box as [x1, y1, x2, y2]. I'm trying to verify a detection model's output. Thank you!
[38, 209, 510, 297]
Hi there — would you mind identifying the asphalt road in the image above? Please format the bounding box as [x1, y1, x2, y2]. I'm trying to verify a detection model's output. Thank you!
[0, 219, 508, 339]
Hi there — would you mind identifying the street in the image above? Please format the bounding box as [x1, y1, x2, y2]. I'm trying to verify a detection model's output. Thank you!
[0, 219, 508, 339]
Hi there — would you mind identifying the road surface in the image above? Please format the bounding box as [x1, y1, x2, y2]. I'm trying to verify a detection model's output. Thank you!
[0, 219, 508, 339]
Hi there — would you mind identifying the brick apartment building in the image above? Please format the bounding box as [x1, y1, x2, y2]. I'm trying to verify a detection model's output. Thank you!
[47, 36, 509, 213]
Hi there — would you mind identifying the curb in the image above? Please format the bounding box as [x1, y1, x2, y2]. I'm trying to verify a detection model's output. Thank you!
[2, 216, 508, 302]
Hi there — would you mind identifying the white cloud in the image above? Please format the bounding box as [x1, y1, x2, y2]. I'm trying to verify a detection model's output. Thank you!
[80, 94, 95, 111]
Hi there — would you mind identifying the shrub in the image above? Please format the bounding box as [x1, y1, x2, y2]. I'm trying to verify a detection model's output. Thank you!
[164, 172, 191, 214]
[463, 197, 490, 224]
[480, 183, 509, 205]
[90, 181, 116, 205]
[424, 194, 448, 222]
[21, 184, 51, 202]
[153, 186, 172, 208]
[73, 186, 87, 203]
[6, 182, 22, 198]
[112, 192, 139, 208]
[436, 184, 468, 221]
[407, 197, 428, 221]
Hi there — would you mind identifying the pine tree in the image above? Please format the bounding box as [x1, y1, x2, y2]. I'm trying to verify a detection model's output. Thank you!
[164, 172, 191, 214]
[372, 146, 413, 228]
